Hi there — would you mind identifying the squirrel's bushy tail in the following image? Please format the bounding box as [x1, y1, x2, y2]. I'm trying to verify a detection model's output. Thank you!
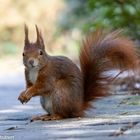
[80, 29, 138, 108]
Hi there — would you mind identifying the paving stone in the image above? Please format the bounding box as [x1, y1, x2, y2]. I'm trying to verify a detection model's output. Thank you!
[0, 72, 140, 140]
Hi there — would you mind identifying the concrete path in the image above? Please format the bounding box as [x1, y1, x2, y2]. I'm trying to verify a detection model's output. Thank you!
[0, 71, 140, 140]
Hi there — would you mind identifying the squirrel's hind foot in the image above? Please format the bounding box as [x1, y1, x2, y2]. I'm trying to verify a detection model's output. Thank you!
[30, 114, 63, 122]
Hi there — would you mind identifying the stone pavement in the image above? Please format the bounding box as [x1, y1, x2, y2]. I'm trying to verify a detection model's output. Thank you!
[0, 72, 140, 140]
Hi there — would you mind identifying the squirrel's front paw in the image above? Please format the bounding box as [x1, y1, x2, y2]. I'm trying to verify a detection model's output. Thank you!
[18, 91, 31, 104]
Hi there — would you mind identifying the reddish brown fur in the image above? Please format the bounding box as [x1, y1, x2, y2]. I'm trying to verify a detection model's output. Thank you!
[80, 29, 138, 109]
[18, 26, 138, 121]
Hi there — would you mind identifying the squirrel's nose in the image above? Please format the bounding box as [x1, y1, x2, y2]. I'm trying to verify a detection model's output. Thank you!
[29, 59, 34, 66]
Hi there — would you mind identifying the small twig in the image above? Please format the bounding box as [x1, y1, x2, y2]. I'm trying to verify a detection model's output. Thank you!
[109, 121, 139, 136]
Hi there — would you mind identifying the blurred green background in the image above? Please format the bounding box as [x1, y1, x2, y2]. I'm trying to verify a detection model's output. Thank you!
[0, 0, 140, 59]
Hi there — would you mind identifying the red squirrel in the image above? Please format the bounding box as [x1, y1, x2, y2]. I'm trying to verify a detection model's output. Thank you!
[18, 25, 138, 121]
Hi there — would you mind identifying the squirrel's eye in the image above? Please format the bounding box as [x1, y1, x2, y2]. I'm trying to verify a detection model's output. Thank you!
[39, 51, 43, 55]
[23, 53, 25, 56]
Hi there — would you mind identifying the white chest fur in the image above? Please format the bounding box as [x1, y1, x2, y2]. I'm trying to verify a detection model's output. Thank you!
[40, 95, 53, 114]
[29, 69, 38, 84]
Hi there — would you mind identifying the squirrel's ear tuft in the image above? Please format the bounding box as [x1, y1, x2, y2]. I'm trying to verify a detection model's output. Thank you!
[24, 24, 29, 46]
[35, 25, 45, 50]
